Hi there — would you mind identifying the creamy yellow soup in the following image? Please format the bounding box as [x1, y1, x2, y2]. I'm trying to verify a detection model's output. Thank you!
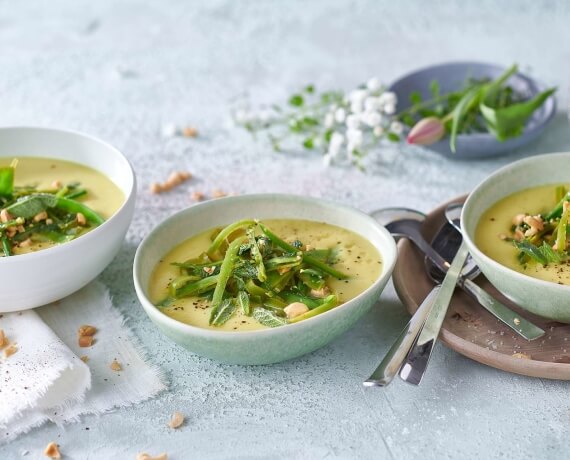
[0, 157, 124, 255]
[476, 184, 570, 284]
[149, 219, 383, 331]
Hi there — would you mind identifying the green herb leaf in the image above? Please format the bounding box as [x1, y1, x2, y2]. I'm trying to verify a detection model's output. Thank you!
[6, 194, 58, 218]
[209, 298, 237, 326]
[0, 166, 14, 197]
[304, 84, 315, 94]
[480, 88, 556, 141]
[409, 91, 422, 105]
[302, 137, 315, 149]
[539, 241, 561, 263]
[512, 240, 559, 265]
[253, 307, 287, 327]
[289, 94, 304, 107]
[450, 85, 482, 153]
[237, 291, 251, 316]
[387, 132, 400, 142]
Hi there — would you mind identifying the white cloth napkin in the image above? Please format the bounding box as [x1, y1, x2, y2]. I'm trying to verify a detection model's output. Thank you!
[0, 282, 167, 444]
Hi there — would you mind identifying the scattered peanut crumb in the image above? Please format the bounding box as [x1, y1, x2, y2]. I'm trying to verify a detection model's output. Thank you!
[150, 171, 192, 194]
[76, 213, 87, 226]
[46, 218, 53, 225]
[78, 335, 94, 348]
[80, 355, 89, 363]
[18, 238, 32, 248]
[0, 329, 6, 348]
[181, 126, 198, 138]
[211, 189, 227, 198]
[43, 442, 61, 459]
[136, 453, 167, 460]
[512, 352, 531, 360]
[78, 325, 97, 337]
[190, 191, 205, 202]
[33, 211, 48, 222]
[167, 411, 185, 429]
[203, 266, 215, 275]
[3, 343, 17, 358]
[110, 359, 122, 371]
[51, 180, 62, 189]
[513, 318, 521, 326]
[0, 209, 11, 223]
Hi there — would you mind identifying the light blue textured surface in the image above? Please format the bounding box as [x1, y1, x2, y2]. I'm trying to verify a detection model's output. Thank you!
[1, 1, 570, 459]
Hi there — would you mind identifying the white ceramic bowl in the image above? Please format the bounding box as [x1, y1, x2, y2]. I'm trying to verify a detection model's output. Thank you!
[0, 127, 136, 312]
[462, 152, 570, 322]
[133, 194, 397, 365]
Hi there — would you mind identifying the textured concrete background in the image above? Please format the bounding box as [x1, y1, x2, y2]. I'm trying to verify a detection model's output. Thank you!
[2, 1, 570, 458]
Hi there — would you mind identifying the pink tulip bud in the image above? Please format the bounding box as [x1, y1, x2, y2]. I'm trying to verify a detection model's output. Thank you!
[406, 117, 445, 145]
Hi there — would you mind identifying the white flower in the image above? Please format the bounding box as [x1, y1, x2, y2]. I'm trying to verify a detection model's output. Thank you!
[349, 89, 368, 104]
[364, 96, 381, 112]
[234, 109, 248, 124]
[373, 125, 384, 137]
[328, 132, 344, 158]
[324, 113, 335, 129]
[346, 128, 363, 148]
[366, 77, 381, 92]
[363, 111, 382, 127]
[334, 108, 347, 123]
[322, 153, 332, 166]
[161, 123, 178, 138]
[345, 114, 360, 130]
[390, 121, 404, 134]
[259, 109, 272, 123]
[350, 100, 364, 114]
[383, 103, 396, 115]
[379, 91, 398, 106]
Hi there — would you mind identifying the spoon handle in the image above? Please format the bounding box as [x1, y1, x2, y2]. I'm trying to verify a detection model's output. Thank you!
[399, 242, 470, 385]
[363, 285, 441, 387]
[460, 278, 545, 340]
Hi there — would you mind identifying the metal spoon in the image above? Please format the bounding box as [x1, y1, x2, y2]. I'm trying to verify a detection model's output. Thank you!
[370, 208, 544, 341]
[439, 203, 545, 339]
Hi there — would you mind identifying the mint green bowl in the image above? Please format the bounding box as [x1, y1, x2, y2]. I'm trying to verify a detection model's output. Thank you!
[462, 152, 570, 323]
[133, 194, 397, 365]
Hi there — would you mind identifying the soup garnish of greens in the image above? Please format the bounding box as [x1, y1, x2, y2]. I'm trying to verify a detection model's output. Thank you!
[0, 158, 118, 257]
[150, 219, 382, 330]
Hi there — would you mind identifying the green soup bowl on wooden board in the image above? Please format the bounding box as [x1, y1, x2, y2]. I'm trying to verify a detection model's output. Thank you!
[133, 194, 397, 365]
[462, 152, 570, 323]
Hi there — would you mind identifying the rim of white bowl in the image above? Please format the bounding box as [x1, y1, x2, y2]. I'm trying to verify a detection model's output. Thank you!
[133, 193, 398, 339]
[461, 151, 570, 292]
[0, 126, 136, 263]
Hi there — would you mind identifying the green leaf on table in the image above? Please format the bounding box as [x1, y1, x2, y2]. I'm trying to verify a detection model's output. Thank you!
[480, 88, 556, 141]
[289, 94, 304, 107]
[450, 85, 483, 153]
[304, 84, 315, 94]
[0, 166, 14, 197]
[387, 132, 400, 142]
[253, 307, 287, 327]
[302, 137, 315, 149]
[209, 298, 237, 326]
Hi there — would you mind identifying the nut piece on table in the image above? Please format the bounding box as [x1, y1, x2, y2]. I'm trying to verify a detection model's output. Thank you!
[181, 126, 198, 138]
[0, 329, 6, 348]
[78, 325, 97, 337]
[110, 359, 122, 371]
[136, 453, 168, 460]
[3, 344, 18, 358]
[190, 191, 205, 202]
[167, 411, 185, 429]
[512, 352, 531, 360]
[44, 442, 61, 459]
[78, 335, 94, 348]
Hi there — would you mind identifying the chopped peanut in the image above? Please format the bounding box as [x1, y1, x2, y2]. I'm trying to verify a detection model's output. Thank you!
[110, 359, 122, 371]
[284, 302, 309, 319]
[0, 329, 6, 348]
[46, 218, 53, 225]
[512, 214, 526, 226]
[44, 442, 61, 459]
[80, 355, 89, 363]
[33, 211, 48, 222]
[211, 189, 227, 198]
[51, 180, 62, 189]
[181, 126, 198, 138]
[310, 286, 330, 298]
[136, 453, 168, 460]
[203, 266, 216, 275]
[190, 191, 205, 202]
[167, 411, 185, 429]
[150, 182, 163, 194]
[76, 213, 87, 226]
[523, 215, 544, 231]
[78, 335, 94, 348]
[18, 238, 32, 248]
[78, 325, 97, 337]
[3, 344, 17, 358]
[150, 171, 192, 194]
[512, 352, 531, 360]
[0, 209, 11, 223]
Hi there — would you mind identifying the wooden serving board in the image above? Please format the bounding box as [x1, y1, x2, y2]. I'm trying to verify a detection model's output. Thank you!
[392, 196, 570, 380]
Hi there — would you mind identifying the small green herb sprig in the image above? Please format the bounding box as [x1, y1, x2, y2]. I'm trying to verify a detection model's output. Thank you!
[232, 78, 402, 169]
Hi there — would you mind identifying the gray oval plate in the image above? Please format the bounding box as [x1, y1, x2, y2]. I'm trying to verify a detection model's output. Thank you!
[389, 61, 557, 159]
